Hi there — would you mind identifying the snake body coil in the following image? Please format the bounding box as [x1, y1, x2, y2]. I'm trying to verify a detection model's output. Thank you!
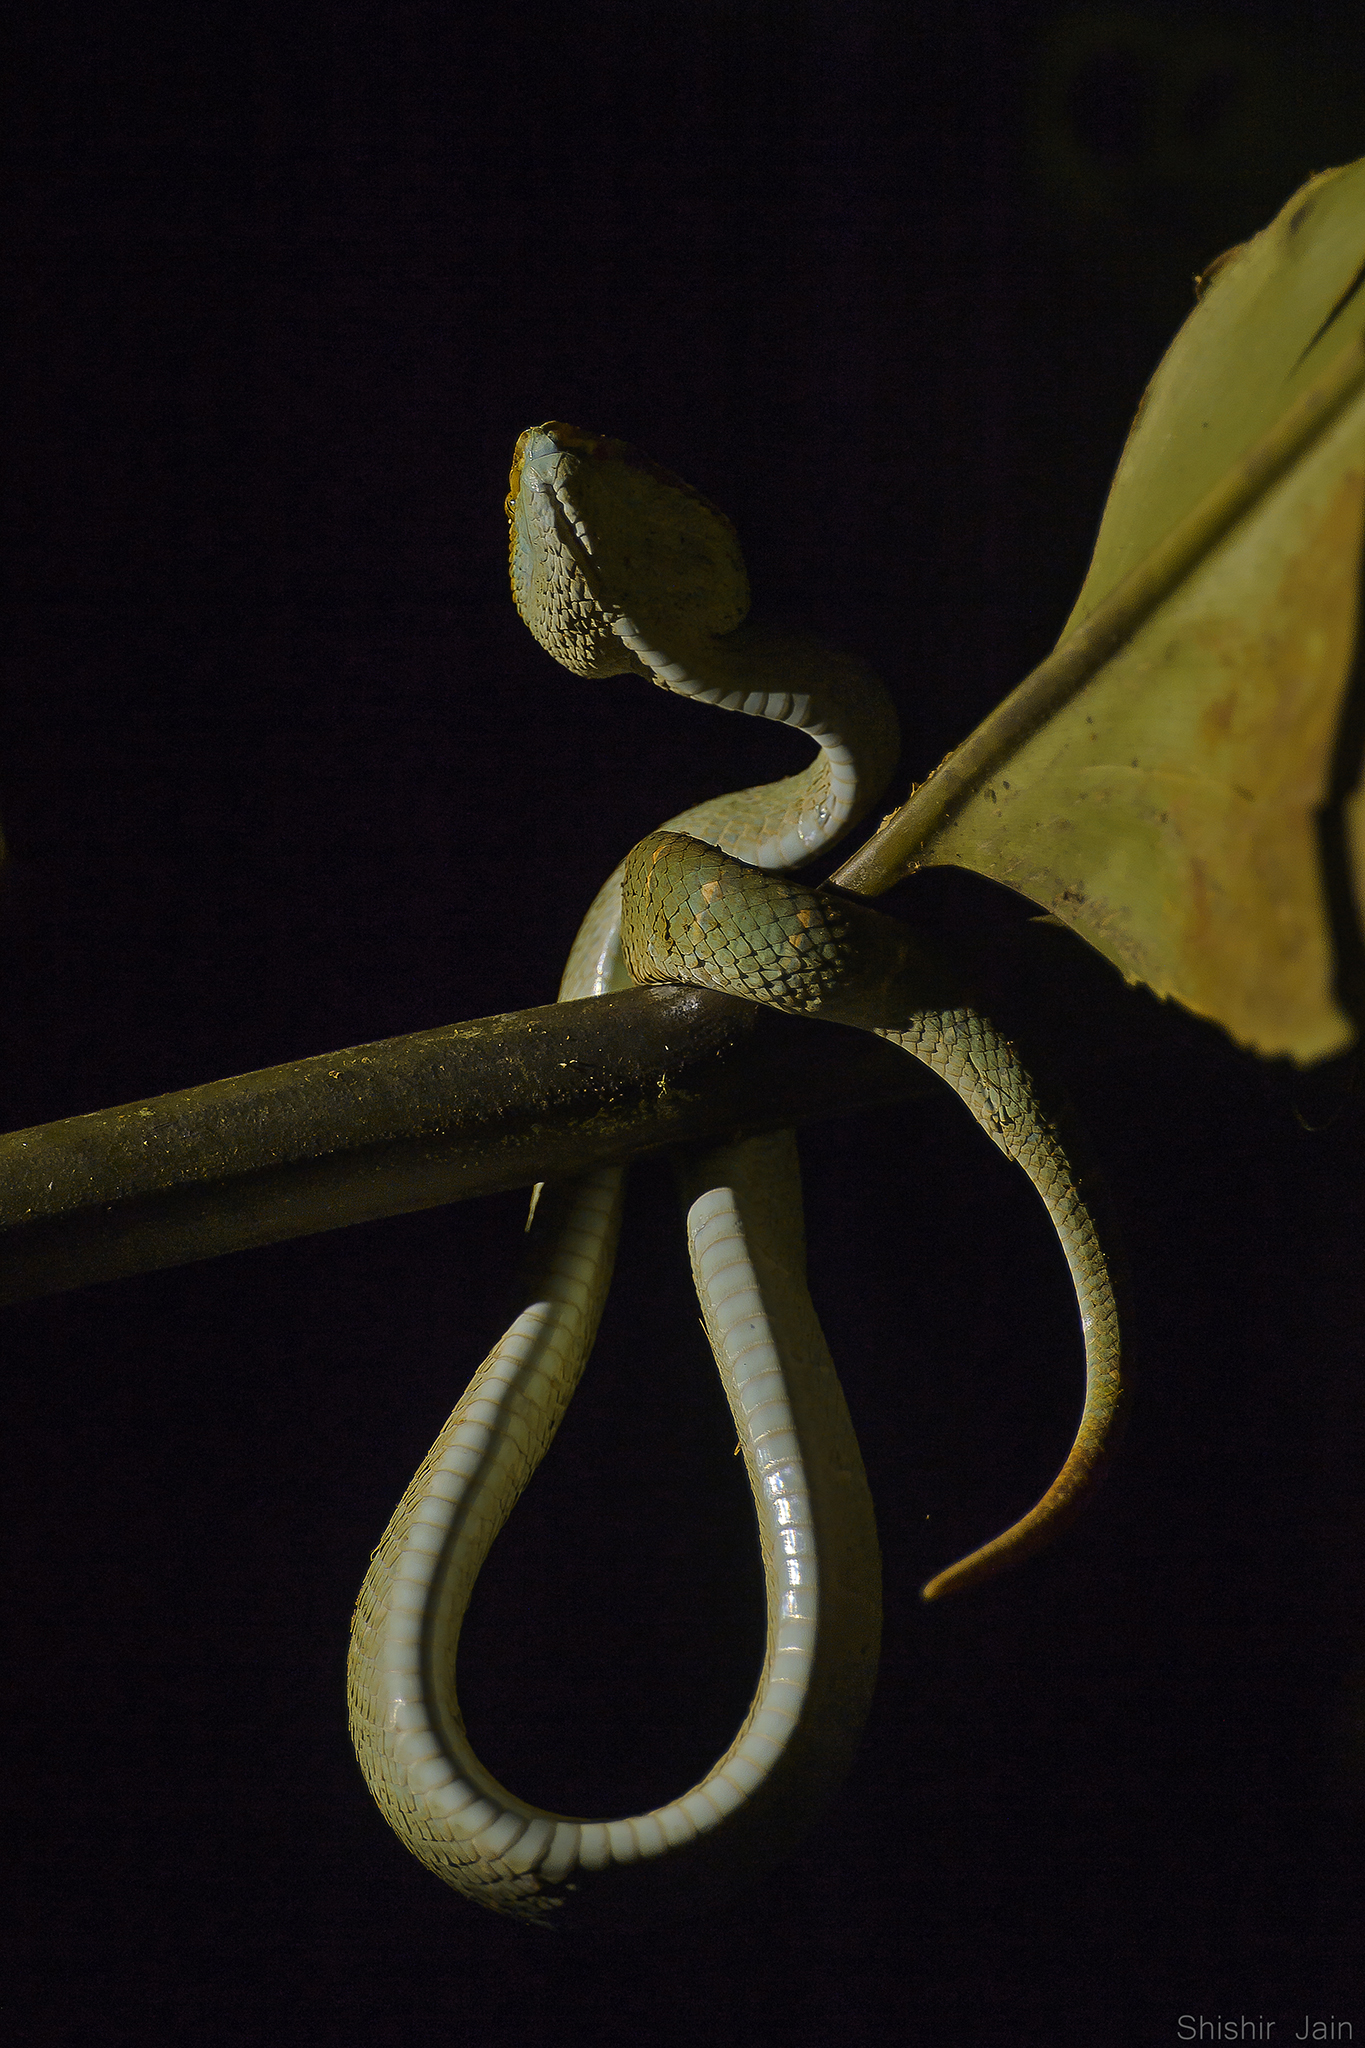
[346, 424, 1124, 1925]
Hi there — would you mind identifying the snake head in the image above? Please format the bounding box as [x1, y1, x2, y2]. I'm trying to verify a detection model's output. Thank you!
[506, 422, 750, 677]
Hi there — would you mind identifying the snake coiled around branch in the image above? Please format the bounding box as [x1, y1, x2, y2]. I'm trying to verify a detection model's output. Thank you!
[346, 423, 1124, 1926]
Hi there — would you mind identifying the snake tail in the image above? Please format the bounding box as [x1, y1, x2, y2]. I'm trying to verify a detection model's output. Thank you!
[622, 829, 1126, 1604]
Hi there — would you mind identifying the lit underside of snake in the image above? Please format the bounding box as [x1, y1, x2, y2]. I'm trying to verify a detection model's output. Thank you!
[346, 423, 1123, 1925]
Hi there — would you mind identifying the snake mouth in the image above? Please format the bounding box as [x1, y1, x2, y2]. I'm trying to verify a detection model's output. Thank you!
[508, 424, 609, 581]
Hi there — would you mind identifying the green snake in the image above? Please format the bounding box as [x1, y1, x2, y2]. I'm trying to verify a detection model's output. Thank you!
[346, 423, 1123, 1926]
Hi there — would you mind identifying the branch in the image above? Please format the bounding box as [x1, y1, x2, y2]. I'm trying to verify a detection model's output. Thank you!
[0, 986, 934, 1306]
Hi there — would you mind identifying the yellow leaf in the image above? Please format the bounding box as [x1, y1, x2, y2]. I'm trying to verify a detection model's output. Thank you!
[838, 160, 1365, 1064]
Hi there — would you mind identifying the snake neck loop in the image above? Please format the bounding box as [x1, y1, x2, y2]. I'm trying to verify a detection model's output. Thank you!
[612, 611, 901, 870]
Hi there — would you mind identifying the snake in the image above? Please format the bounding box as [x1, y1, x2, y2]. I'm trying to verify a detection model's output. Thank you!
[346, 423, 1124, 1927]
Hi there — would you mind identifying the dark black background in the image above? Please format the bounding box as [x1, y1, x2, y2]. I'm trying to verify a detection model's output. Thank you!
[5, 3, 1365, 2043]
